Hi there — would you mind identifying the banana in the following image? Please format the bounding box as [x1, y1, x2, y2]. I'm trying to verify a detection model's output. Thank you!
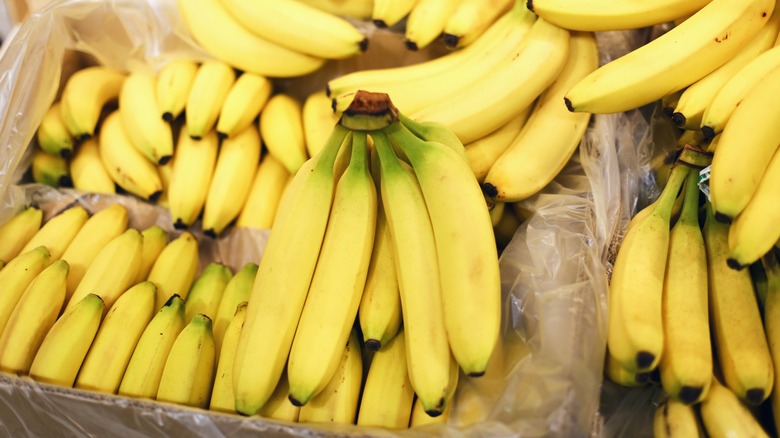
[296, 0, 373, 20]
[303, 90, 340, 158]
[0, 260, 68, 374]
[59, 66, 126, 140]
[69, 138, 116, 194]
[213, 262, 257, 361]
[75, 281, 156, 394]
[31, 149, 71, 188]
[37, 102, 75, 158]
[118, 294, 186, 399]
[21, 205, 88, 261]
[661, 90, 684, 118]
[236, 153, 291, 230]
[700, 377, 771, 438]
[704, 203, 774, 405]
[659, 173, 712, 404]
[65, 228, 143, 315]
[383, 119, 500, 377]
[528, 0, 713, 31]
[210, 302, 247, 414]
[411, 17, 570, 144]
[564, 0, 774, 114]
[297, 329, 362, 424]
[604, 350, 652, 387]
[727, 145, 780, 268]
[702, 46, 780, 138]
[185, 61, 235, 140]
[156, 314, 216, 409]
[0, 246, 51, 337]
[607, 164, 689, 372]
[177, 0, 325, 77]
[147, 231, 200, 310]
[60, 204, 129, 302]
[232, 125, 349, 415]
[220, 0, 367, 59]
[202, 124, 261, 238]
[216, 72, 271, 139]
[156, 158, 174, 209]
[482, 31, 598, 202]
[653, 397, 703, 438]
[372, 131, 451, 414]
[136, 225, 169, 283]
[762, 253, 780, 430]
[287, 131, 376, 406]
[358, 206, 401, 352]
[671, 7, 780, 130]
[259, 93, 308, 175]
[372, 0, 418, 27]
[403, 0, 464, 50]
[156, 60, 198, 123]
[442, 0, 514, 48]
[167, 129, 219, 229]
[397, 113, 469, 164]
[411, 396, 451, 427]
[28, 294, 104, 387]
[185, 263, 232, 324]
[0, 206, 43, 264]
[99, 111, 164, 201]
[465, 105, 532, 182]
[356, 328, 415, 428]
[119, 72, 174, 164]
[258, 369, 300, 422]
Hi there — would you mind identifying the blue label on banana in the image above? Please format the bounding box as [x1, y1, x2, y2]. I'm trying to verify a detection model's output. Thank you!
[698, 166, 711, 201]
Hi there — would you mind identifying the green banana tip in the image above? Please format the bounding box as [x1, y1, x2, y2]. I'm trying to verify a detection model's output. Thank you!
[163, 294, 182, 307]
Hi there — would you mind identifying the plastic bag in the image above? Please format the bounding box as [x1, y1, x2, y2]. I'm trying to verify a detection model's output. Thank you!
[0, 1, 654, 436]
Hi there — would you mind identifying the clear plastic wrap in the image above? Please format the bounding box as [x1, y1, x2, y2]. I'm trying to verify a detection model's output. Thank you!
[0, 1, 659, 436]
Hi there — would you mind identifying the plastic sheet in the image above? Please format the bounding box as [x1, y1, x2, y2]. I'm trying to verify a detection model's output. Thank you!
[0, 1, 656, 436]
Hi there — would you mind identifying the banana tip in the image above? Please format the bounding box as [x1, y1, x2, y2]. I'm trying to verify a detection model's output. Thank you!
[359, 37, 369, 52]
[60, 149, 73, 159]
[701, 126, 716, 141]
[482, 182, 498, 199]
[726, 258, 745, 271]
[563, 97, 574, 113]
[443, 34, 459, 49]
[76, 133, 91, 143]
[162, 112, 174, 123]
[745, 388, 766, 406]
[404, 39, 419, 52]
[714, 211, 732, 224]
[158, 155, 172, 166]
[59, 176, 74, 188]
[173, 218, 188, 230]
[678, 386, 703, 404]
[467, 370, 486, 378]
[372, 19, 387, 29]
[636, 351, 655, 370]
[288, 394, 305, 407]
[526, 0, 535, 12]
[204, 228, 218, 239]
[424, 407, 444, 418]
[365, 339, 381, 351]
[148, 190, 163, 203]
[670, 112, 686, 128]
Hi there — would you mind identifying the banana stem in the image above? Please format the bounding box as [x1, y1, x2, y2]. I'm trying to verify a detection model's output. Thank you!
[350, 131, 369, 171]
[678, 170, 701, 226]
[371, 131, 398, 172]
[653, 164, 691, 223]
[315, 125, 351, 171]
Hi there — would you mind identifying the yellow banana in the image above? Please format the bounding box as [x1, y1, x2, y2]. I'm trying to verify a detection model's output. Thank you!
[119, 72, 174, 164]
[403, 0, 464, 51]
[31, 149, 71, 188]
[258, 369, 300, 422]
[260, 93, 308, 174]
[59, 66, 126, 140]
[605, 350, 652, 387]
[209, 302, 247, 414]
[147, 231, 199, 310]
[156, 60, 198, 123]
[213, 262, 257, 361]
[372, 0, 418, 28]
[761, 253, 780, 431]
[0, 206, 43, 264]
[700, 377, 771, 438]
[411, 396, 451, 427]
[235, 153, 291, 230]
[185, 61, 235, 140]
[0, 246, 51, 337]
[36, 102, 74, 158]
[302, 90, 340, 158]
[21, 204, 88, 261]
[69, 138, 116, 194]
[442, 0, 514, 48]
[296, 0, 373, 19]
[465, 103, 532, 182]
[167, 130, 219, 229]
[135, 225, 169, 283]
[653, 397, 703, 437]
[184, 262, 232, 324]
[216, 72, 271, 139]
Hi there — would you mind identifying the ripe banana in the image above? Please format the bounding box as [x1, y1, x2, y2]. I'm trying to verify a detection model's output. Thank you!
[31, 149, 71, 188]
[99, 111, 163, 201]
[65, 228, 142, 315]
[464, 104, 532, 182]
[0, 206, 42, 263]
[403, 0, 463, 51]
[60, 203, 129, 302]
[202, 124, 261, 237]
[372, 0, 418, 28]
[384, 120, 500, 377]
[156, 60, 198, 122]
[296, 329, 362, 424]
[528, 0, 713, 31]
[442, 0, 513, 48]
[258, 369, 301, 422]
[564, 0, 774, 114]
[303, 90, 340, 158]
[59, 66, 126, 140]
[700, 377, 771, 438]
[37, 102, 74, 158]
[659, 173, 712, 404]
[233, 125, 350, 415]
[482, 31, 598, 202]
[185, 61, 235, 140]
[235, 154, 291, 230]
[0, 259, 68, 374]
[260, 93, 308, 174]
[287, 131, 376, 406]
[210, 302, 247, 414]
[412, 17, 570, 144]
[761, 253, 780, 431]
[671, 7, 780, 130]
[605, 350, 651, 387]
[75, 281, 157, 394]
[156, 314, 216, 409]
[216, 72, 271, 139]
[147, 231, 199, 310]
[119, 72, 174, 164]
[167, 130, 219, 229]
[358, 207, 401, 352]
[220, 0, 367, 59]
[118, 294, 186, 399]
[184, 262, 232, 324]
[704, 203, 774, 406]
[135, 225, 169, 283]
[653, 397, 703, 437]
[411, 396, 451, 427]
[28, 293, 104, 387]
[372, 131, 451, 414]
[356, 328, 415, 428]
[0, 246, 51, 337]
[156, 158, 174, 209]
[21, 204, 88, 261]
[213, 262, 257, 361]
[69, 138, 116, 194]
[296, 0, 373, 20]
